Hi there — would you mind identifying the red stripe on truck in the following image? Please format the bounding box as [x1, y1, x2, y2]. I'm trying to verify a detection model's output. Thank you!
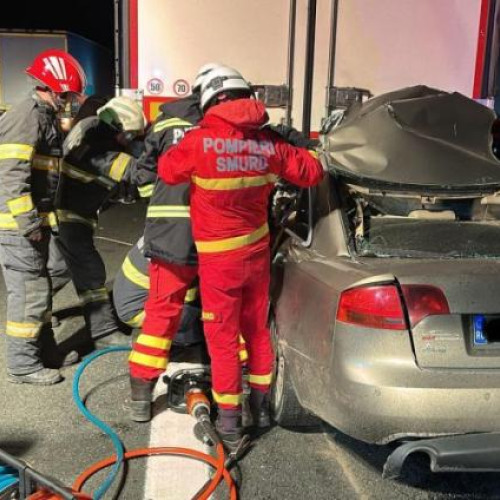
[473, 0, 491, 99]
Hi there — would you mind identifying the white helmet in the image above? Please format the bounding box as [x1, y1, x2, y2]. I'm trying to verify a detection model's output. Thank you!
[97, 96, 147, 134]
[200, 67, 252, 111]
[192, 62, 222, 92]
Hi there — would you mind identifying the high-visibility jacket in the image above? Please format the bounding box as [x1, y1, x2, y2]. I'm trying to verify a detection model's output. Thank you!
[57, 116, 137, 226]
[0, 94, 63, 235]
[158, 98, 324, 257]
[130, 95, 201, 265]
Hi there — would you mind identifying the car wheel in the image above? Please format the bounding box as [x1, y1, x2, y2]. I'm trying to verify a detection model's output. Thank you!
[270, 316, 320, 428]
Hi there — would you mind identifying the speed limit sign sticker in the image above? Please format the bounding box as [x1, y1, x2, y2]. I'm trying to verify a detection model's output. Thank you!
[173, 79, 190, 96]
[147, 78, 164, 95]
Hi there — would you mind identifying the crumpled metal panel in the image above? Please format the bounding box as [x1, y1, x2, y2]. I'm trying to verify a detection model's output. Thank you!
[324, 85, 500, 192]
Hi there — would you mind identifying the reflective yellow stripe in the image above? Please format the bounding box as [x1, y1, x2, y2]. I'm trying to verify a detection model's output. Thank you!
[129, 351, 168, 370]
[0, 144, 34, 161]
[147, 205, 190, 218]
[6, 321, 41, 338]
[32, 154, 59, 172]
[249, 373, 273, 385]
[125, 310, 145, 328]
[202, 311, 215, 321]
[0, 211, 56, 230]
[57, 210, 97, 229]
[79, 288, 109, 305]
[122, 256, 149, 289]
[109, 153, 131, 182]
[138, 184, 154, 198]
[212, 390, 243, 406]
[7, 195, 34, 216]
[136, 333, 172, 350]
[153, 118, 192, 133]
[192, 174, 277, 191]
[61, 162, 96, 183]
[196, 223, 269, 254]
[184, 287, 197, 303]
[0, 212, 18, 229]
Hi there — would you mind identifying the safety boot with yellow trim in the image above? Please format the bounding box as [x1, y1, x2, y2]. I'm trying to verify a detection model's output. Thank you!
[129, 376, 156, 422]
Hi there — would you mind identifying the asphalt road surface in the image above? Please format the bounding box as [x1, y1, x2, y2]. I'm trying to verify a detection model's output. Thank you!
[0, 201, 499, 499]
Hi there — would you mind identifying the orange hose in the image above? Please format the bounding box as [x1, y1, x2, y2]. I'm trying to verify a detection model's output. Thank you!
[72, 445, 237, 500]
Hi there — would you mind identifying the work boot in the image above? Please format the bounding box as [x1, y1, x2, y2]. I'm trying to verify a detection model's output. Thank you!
[129, 376, 156, 422]
[93, 331, 131, 350]
[216, 408, 247, 454]
[249, 389, 271, 429]
[8, 368, 62, 385]
[241, 395, 253, 428]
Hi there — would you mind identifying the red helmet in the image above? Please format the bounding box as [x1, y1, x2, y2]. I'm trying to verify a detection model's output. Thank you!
[25, 49, 87, 94]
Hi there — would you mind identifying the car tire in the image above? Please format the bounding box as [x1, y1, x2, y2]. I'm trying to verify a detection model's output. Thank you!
[270, 316, 320, 428]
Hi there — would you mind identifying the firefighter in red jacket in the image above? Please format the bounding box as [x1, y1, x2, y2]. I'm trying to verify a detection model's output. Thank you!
[158, 67, 324, 450]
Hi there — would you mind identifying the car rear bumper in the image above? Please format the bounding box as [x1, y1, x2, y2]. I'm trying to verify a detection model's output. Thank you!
[304, 323, 500, 444]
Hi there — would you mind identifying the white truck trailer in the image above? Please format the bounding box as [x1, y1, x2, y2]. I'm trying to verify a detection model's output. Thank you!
[116, 0, 499, 132]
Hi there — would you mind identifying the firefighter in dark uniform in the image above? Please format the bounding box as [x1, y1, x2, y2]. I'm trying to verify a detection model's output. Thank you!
[56, 96, 146, 348]
[0, 49, 85, 385]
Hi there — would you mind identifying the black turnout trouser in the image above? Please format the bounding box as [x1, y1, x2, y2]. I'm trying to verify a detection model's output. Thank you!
[56, 221, 117, 339]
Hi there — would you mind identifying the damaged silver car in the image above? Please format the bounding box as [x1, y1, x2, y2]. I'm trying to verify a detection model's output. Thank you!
[271, 86, 500, 476]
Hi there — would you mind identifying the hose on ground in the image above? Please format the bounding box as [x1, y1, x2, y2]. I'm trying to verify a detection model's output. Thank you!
[71, 346, 237, 500]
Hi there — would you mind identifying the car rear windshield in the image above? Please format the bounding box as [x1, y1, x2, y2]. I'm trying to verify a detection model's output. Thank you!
[357, 218, 500, 258]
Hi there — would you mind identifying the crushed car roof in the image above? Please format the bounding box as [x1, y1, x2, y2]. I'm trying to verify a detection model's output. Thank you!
[324, 85, 500, 194]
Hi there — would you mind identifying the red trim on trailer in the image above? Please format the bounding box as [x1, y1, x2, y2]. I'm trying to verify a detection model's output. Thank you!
[473, 0, 491, 98]
[129, 0, 139, 88]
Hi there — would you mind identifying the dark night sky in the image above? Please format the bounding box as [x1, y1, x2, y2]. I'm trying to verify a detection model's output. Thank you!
[2, 1, 115, 50]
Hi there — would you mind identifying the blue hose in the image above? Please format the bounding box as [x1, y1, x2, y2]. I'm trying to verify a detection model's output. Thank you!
[0, 465, 18, 493]
[72, 346, 132, 500]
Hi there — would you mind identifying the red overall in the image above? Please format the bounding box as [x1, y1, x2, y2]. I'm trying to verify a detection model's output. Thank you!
[158, 99, 324, 409]
[129, 259, 198, 380]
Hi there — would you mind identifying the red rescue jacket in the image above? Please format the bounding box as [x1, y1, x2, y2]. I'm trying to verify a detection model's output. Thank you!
[158, 98, 324, 257]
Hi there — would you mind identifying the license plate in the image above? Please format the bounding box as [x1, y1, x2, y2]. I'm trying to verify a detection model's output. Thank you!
[473, 315, 488, 345]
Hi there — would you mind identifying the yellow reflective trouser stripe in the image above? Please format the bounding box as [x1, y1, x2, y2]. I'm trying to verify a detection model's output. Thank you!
[239, 349, 248, 362]
[136, 333, 172, 350]
[138, 184, 154, 198]
[0, 144, 34, 161]
[7, 194, 34, 216]
[122, 256, 149, 289]
[57, 210, 97, 229]
[61, 162, 96, 183]
[212, 390, 243, 406]
[153, 118, 192, 133]
[79, 288, 109, 305]
[32, 154, 59, 172]
[184, 287, 197, 303]
[249, 373, 273, 385]
[129, 351, 168, 370]
[146, 205, 190, 218]
[196, 223, 269, 254]
[192, 174, 277, 191]
[109, 153, 131, 182]
[125, 310, 145, 328]
[6, 321, 41, 338]
[0, 212, 19, 229]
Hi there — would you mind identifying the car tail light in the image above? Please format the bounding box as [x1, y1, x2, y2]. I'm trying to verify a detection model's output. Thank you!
[336, 285, 406, 330]
[400, 285, 450, 327]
